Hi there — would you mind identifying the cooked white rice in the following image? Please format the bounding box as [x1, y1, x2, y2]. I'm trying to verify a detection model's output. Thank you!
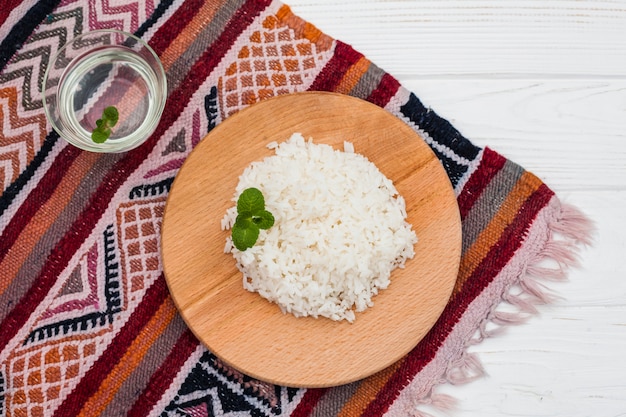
[222, 133, 417, 322]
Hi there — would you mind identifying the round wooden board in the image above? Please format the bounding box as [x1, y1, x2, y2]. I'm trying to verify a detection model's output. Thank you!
[161, 92, 461, 388]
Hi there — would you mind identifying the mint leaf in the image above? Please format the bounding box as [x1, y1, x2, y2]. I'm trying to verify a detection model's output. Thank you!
[237, 187, 265, 213]
[232, 221, 260, 251]
[252, 210, 274, 230]
[103, 106, 119, 126]
[91, 106, 119, 143]
[231, 188, 274, 251]
[91, 128, 110, 143]
[235, 213, 254, 228]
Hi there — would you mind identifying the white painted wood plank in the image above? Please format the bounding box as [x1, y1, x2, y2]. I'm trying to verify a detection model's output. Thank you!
[285, 1, 626, 416]
[287, 0, 626, 77]
[403, 79, 626, 192]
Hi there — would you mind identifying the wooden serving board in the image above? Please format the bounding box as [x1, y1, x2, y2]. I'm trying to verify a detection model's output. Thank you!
[161, 92, 461, 388]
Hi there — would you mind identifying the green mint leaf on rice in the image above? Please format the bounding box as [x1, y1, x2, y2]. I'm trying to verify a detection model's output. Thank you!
[253, 210, 274, 230]
[235, 213, 255, 229]
[231, 188, 274, 251]
[237, 187, 265, 213]
[232, 221, 260, 251]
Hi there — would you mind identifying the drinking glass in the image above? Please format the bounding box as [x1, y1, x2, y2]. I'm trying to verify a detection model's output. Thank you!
[42, 29, 167, 153]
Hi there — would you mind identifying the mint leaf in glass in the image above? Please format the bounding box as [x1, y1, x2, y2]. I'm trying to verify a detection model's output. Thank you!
[91, 106, 119, 143]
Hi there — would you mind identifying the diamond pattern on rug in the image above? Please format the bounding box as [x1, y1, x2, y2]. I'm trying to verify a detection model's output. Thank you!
[39, 241, 101, 321]
[162, 128, 187, 156]
[218, 14, 333, 118]
[148, 93, 217, 178]
[2, 195, 166, 415]
[5, 337, 100, 417]
[160, 351, 302, 417]
[24, 225, 122, 345]
[116, 197, 166, 303]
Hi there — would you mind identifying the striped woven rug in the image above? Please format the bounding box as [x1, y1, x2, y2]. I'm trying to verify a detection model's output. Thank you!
[0, 1, 592, 416]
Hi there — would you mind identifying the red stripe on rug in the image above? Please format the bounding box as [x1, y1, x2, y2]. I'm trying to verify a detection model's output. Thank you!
[127, 329, 200, 417]
[0, 0, 271, 352]
[308, 41, 362, 92]
[457, 147, 507, 220]
[290, 388, 328, 417]
[360, 183, 555, 416]
[366, 73, 401, 108]
[0, 0, 26, 27]
[0, 145, 80, 265]
[149, 0, 205, 56]
[53, 274, 170, 416]
[0, 147, 84, 350]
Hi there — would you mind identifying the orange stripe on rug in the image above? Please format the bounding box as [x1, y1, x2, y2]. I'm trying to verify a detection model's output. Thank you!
[336, 359, 405, 417]
[334, 56, 371, 95]
[453, 170, 544, 295]
[158, 0, 228, 70]
[75, 298, 178, 416]
[0, 151, 101, 296]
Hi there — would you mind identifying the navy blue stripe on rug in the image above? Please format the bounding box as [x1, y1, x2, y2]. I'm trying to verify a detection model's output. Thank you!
[136, 0, 177, 38]
[400, 92, 481, 160]
[0, 370, 4, 416]
[429, 144, 469, 187]
[0, 0, 62, 71]
[400, 92, 481, 187]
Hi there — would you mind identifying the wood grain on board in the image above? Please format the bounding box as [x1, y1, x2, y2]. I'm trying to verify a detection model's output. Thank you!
[161, 92, 462, 388]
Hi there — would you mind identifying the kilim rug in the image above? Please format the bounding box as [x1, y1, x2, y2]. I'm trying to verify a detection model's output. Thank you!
[0, 1, 593, 416]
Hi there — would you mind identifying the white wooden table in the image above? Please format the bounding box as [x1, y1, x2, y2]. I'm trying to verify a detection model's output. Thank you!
[287, 1, 626, 416]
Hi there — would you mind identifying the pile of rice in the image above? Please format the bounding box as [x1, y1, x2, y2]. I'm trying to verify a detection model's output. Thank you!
[221, 133, 417, 322]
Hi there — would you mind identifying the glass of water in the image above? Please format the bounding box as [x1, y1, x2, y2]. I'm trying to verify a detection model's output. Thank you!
[42, 29, 167, 153]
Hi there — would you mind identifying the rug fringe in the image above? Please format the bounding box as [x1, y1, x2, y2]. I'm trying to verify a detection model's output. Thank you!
[485, 200, 594, 331]
[407, 198, 594, 417]
[395, 392, 458, 417]
[549, 202, 595, 246]
[446, 352, 485, 385]
[409, 393, 457, 417]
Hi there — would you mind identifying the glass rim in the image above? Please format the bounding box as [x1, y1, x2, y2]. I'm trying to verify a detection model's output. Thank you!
[41, 29, 167, 153]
